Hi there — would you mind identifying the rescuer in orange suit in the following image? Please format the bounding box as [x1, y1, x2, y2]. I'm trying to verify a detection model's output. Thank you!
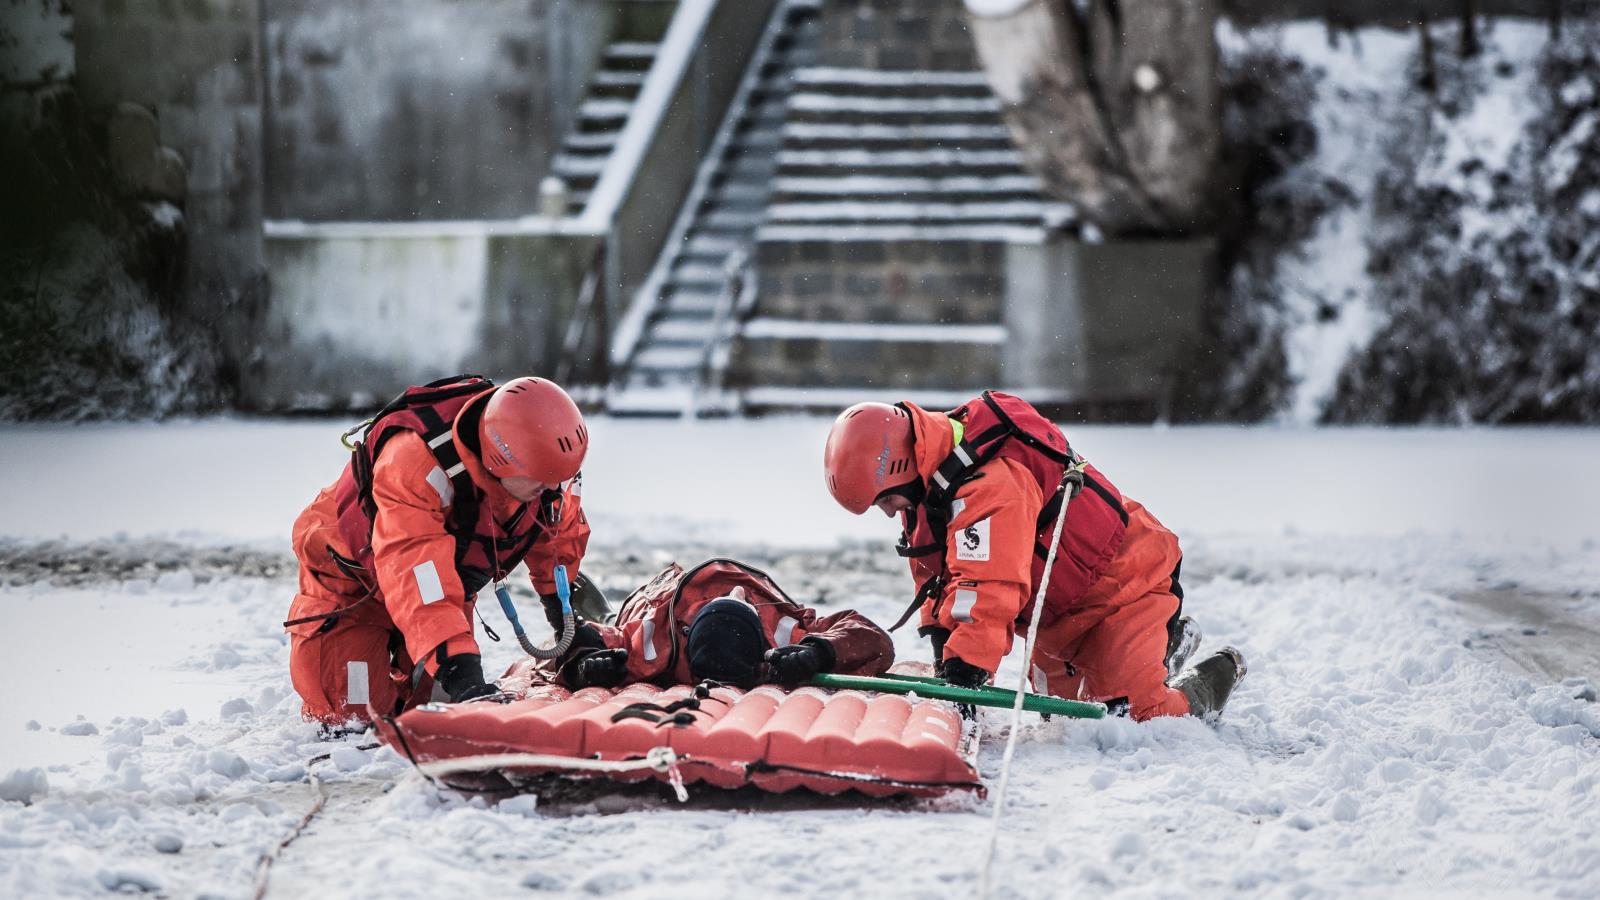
[522, 558, 895, 691]
[284, 375, 593, 725]
[822, 392, 1247, 721]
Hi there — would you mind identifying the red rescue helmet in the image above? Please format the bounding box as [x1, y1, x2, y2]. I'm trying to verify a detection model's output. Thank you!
[479, 377, 588, 484]
[823, 402, 916, 515]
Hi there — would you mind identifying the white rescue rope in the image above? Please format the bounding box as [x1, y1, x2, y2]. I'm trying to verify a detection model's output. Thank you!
[978, 463, 1083, 898]
[415, 746, 690, 802]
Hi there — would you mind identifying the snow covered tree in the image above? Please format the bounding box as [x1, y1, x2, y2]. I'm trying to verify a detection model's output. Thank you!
[963, 0, 1221, 234]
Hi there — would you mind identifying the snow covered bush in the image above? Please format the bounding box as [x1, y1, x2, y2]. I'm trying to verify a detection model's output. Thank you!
[1326, 20, 1600, 423]
[1182, 32, 1339, 420]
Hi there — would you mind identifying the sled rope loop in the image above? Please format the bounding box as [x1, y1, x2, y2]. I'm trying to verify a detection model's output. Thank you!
[413, 747, 691, 802]
[979, 460, 1087, 898]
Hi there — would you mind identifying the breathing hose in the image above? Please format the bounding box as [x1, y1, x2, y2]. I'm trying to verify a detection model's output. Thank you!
[496, 564, 577, 660]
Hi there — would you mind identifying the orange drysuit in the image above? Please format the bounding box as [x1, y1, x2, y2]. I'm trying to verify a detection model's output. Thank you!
[285, 389, 589, 724]
[902, 402, 1190, 720]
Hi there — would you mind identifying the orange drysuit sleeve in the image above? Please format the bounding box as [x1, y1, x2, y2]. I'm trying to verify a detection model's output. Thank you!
[369, 431, 480, 674]
[920, 458, 1044, 674]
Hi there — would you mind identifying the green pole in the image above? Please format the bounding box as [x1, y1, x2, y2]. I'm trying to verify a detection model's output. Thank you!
[807, 673, 1105, 719]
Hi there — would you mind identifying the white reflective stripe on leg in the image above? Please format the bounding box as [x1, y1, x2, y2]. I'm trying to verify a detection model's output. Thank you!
[427, 431, 453, 449]
[954, 445, 973, 466]
[773, 617, 798, 647]
[1031, 664, 1048, 698]
[933, 471, 950, 489]
[425, 466, 454, 508]
[346, 661, 370, 707]
[952, 588, 978, 623]
[445, 462, 465, 478]
[413, 560, 445, 604]
[641, 619, 657, 662]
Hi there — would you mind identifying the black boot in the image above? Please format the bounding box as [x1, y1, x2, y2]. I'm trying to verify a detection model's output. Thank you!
[1171, 647, 1247, 719]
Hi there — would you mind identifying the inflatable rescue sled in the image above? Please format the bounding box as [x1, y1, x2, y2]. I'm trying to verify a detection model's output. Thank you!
[375, 678, 981, 798]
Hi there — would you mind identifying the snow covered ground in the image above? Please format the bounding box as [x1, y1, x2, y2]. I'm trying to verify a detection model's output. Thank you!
[2, 417, 1598, 897]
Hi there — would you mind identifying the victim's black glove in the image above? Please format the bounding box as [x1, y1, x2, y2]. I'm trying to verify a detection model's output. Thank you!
[435, 653, 502, 703]
[763, 638, 837, 687]
[939, 655, 990, 689]
[563, 648, 630, 689]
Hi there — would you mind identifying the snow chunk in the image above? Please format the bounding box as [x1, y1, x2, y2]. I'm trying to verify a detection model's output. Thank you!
[520, 871, 566, 891]
[61, 719, 98, 736]
[24, 720, 40, 731]
[154, 569, 195, 592]
[152, 832, 183, 854]
[160, 708, 188, 726]
[96, 867, 161, 893]
[220, 697, 254, 719]
[497, 794, 539, 817]
[206, 750, 251, 779]
[0, 768, 49, 803]
[329, 746, 371, 772]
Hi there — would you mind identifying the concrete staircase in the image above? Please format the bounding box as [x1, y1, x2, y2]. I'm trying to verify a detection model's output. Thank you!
[607, 0, 822, 416]
[550, 40, 661, 216]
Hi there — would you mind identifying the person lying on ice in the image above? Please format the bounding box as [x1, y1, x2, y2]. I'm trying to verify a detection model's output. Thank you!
[525, 559, 895, 690]
[820, 391, 1246, 722]
[283, 375, 594, 725]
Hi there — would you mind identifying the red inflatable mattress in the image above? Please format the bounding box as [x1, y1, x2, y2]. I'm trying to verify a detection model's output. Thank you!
[375, 681, 980, 798]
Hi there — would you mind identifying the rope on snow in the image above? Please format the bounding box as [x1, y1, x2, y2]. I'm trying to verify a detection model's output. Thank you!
[251, 773, 326, 900]
[978, 462, 1085, 898]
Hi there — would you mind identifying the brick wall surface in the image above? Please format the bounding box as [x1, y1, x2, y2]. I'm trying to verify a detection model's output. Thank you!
[753, 239, 1003, 324]
[818, 0, 978, 71]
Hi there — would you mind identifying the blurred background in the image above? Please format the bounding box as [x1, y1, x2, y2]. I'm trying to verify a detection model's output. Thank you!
[2, 0, 1597, 424]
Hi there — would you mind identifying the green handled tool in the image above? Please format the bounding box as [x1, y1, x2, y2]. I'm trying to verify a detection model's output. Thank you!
[806, 672, 1105, 719]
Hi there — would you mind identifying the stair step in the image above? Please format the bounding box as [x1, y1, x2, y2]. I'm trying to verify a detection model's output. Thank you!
[772, 174, 1042, 198]
[664, 288, 726, 314]
[651, 319, 719, 343]
[696, 210, 766, 232]
[563, 130, 622, 151]
[578, 98, 634, 124]
[632, 345, 705, 371]
[669, 263, 730, 290]
[592, 69, 648, 89]
[683, 235, 744, 258]
[780, 122, 1012, 149]
[778, 148, 1024, 177]
[787, 93, 1003, 125]
[604, 42, 660, 69]
[791, 67, 994, 98]
[553, 154, 610, 178]
[766, 200, 1061, 225]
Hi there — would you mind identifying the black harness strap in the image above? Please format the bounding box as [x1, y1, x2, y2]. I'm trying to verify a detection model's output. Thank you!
[887, 575, 944, 632]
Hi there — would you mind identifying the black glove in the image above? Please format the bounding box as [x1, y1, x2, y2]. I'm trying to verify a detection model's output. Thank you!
[763, 638, 837, 687]
[939, 655, 990, 689]
[563, 648, 630, 689]
[435, 653, 501, 703]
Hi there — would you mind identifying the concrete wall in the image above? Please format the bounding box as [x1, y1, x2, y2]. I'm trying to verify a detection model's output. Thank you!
[72, 0, 266, 343]
[819, 0, 977, 70]
[255, 224, 603, 409]
[263, 0, 614, 222]
[1002, 237, 1212, 408]
[0, 1, 74, 85]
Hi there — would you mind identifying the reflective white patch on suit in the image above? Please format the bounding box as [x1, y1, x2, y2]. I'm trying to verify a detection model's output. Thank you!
[951, 587, 979, 622]
[641, 618, 658, 662]
[1031, 664, 1049, 697]
[950, 497, 966, 517]
[425, 466, 454, 508]
[955, 517, 991, 561]
[773, 616, 798, 648]
[346, 661, 370, 707]
[413, 560, 445, 605]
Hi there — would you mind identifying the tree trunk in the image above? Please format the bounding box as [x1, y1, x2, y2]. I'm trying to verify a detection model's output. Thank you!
[964, 0, 1220, 235]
